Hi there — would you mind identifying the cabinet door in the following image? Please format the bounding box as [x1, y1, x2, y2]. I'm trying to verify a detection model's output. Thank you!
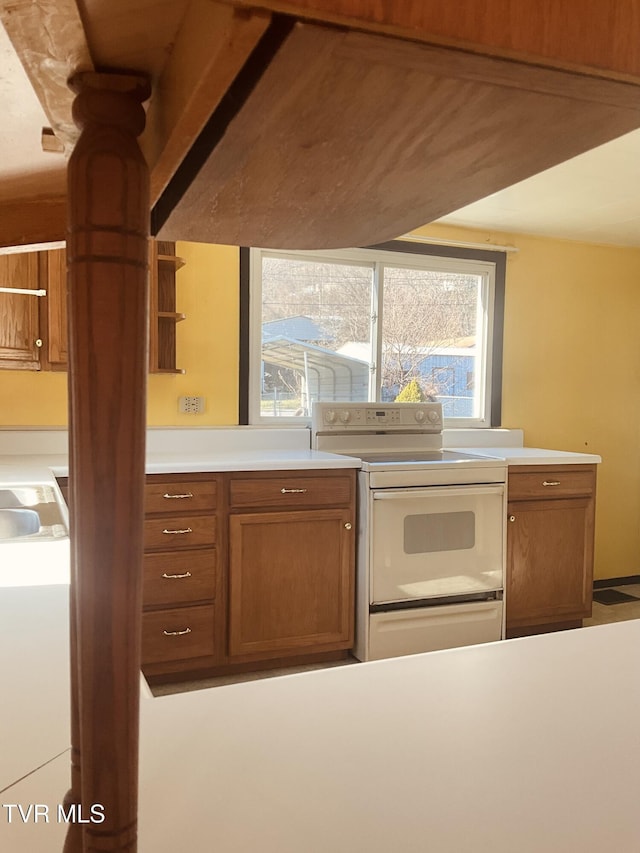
[228, 508, 354, 658]
[42, 248, 68, 368]
[0, 253, 41, 369]
[506, 497, 594, 629]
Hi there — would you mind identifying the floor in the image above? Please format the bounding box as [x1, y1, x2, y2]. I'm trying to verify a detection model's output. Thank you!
[583, 583, 640, 627]
[153, 583, 640, 697]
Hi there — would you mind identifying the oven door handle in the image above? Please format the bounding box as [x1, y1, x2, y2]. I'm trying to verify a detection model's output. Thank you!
[372, 485, 504, 500]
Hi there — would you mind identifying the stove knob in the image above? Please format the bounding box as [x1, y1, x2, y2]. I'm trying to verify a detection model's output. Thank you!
[325, 409, 337, 424]
[414, 409, 426, 423]
[427, 410, 440, 423]
[339, 409, 352, 423]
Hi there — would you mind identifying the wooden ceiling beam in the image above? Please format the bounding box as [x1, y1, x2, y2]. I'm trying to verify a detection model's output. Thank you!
[143, 1, 270, 204]
[155, 22, 640, 250]
[0, 0, 94, 154]
[224, 0, 640, 83]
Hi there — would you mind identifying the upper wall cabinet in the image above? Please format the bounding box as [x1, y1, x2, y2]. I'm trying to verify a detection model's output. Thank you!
[0, 253, 41, 369]
[0, 242, 185, 373]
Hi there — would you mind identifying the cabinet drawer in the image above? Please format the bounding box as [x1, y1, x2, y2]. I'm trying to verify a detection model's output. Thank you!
[508, 467, 595, 500]
[142, 605, 215, 664]
[145, 478, 217, 514]
[229, 474, 353, 509]
[143, 550, 216, 607]
[143, 515, 216, 550]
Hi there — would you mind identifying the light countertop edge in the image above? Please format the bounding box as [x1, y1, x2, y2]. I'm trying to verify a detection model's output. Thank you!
[140, 449, 362, 474]
[0, 449, 361, 479]
[451, 446, 602, 465]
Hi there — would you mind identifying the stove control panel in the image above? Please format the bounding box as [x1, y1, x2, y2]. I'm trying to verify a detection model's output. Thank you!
[312, 402, 443, 433]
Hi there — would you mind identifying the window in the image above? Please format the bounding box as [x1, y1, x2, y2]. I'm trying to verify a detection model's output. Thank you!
[242, 240, 505, 427]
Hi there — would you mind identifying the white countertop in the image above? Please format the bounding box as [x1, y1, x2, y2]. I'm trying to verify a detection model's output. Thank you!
[1, 578, 638, 852]
[0, 425, 614, 850]
[0, 426, 601, 472]
[7, 444, 604, 476]
[0, 449, 360, 478]
[142, 448, 361, 474]
[138, 620, 640, 853]
[456, 446, 602, 465]
[0, 427, 362, 476]
[0, 584, 70, 794]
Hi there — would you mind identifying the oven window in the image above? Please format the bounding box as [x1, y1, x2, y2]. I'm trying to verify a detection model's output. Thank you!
[404, 511, 475, 554]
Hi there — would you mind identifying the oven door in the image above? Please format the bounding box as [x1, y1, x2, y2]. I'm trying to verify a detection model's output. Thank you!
[370, 484, 504, 604]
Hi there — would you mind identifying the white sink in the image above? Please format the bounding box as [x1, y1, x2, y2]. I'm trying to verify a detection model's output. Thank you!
[0, 508, 41, 539]
[0, 485, 67, 542]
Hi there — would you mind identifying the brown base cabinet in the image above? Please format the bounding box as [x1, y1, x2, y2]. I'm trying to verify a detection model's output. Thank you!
[141, 468, 356, 683]
[506, 465, 596, 638]
[228, 508, 353, 659]
[141, 475, 220, 676]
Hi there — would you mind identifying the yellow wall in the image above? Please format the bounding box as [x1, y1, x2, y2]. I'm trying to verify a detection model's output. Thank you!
[413, 222, 640, 581]
[147, 241, 239, 425]
[1, 227, 639, 580]
[0, 241, 239, 427]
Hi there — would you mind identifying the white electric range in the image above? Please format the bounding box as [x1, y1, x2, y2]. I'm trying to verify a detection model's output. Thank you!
[312, 402, 507, 661]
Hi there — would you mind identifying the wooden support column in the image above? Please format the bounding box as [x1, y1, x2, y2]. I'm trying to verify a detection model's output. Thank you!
[66, 71, 150, 853]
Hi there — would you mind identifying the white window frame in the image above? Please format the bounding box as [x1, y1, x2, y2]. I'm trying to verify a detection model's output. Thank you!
[248, 243, 500, 428]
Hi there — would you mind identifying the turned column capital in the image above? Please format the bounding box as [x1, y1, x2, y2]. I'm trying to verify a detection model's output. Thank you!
[68, 72, 150, 135]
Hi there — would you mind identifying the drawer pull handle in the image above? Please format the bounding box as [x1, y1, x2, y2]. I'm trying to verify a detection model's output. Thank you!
[162, 527, 193, 535]
[542, 480, 561, 487]
[161, 571, 192, 579]
[163, 627, 192, 637]
[162, 492, 194, 499]
[280, 488, 308, 494]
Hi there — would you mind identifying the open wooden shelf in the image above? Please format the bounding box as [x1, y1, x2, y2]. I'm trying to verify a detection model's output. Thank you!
[157, 254, 186, 270]
[149, 240, 186, 374]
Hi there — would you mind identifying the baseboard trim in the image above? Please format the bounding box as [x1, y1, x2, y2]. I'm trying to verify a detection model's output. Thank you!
[593, 575, 640, 589]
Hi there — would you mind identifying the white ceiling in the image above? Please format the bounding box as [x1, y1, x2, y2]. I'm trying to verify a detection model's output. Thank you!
[437, 128, 640, 249]
[0, 23, 66, 202]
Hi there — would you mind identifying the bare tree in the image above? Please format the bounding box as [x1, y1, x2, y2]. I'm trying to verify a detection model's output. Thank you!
[260, 255, 479, 402]
[380, 267, 477, 398]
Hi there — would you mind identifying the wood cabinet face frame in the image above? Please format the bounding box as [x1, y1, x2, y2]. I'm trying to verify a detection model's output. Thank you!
[142, 467, 357, 682]
[141, 473, 222, 676]
[39, 248, 68, 370]
[59, 469, 357, 682]
[505, 464, 596, 635]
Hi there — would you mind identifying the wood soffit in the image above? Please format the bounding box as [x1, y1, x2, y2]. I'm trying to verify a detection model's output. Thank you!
[154, 20, 640, 249]
[3, 1, 640, 249]
[224, 0, 640, 84]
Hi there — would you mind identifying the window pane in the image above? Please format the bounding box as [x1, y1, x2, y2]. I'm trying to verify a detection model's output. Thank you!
[260, 257, 373, 417]
[250, 243, 501, 426]
[381, 266, 482, 417]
